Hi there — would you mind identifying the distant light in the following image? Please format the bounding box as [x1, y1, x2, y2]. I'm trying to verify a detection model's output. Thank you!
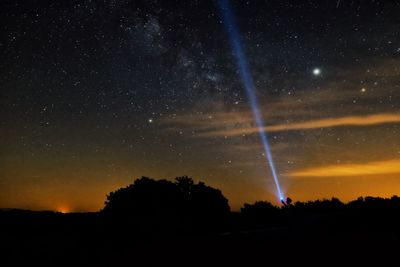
[313, 68, 321, 76]
[148, 118, 153, 123]
[58, 207, 69, 214]
[361, 87, 366, 93]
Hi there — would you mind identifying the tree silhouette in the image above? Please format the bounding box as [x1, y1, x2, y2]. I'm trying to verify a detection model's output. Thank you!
[240, 201, 280, 228]
[103, 177, 180, 216]
[175, 175, 194, 196]
[102, 176, 230, 232]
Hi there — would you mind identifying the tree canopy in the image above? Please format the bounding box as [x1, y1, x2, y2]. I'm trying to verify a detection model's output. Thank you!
[102, 176, 230, 225]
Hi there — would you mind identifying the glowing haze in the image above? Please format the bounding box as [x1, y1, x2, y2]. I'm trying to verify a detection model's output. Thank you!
[290, 159, 400, 177]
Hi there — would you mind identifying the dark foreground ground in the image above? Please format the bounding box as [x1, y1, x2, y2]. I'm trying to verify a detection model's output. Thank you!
[1, 209, 400, 266]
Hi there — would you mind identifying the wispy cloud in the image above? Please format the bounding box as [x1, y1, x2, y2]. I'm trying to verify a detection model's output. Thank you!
[201, 113, 400, 137]
[289, 159, 400, 177]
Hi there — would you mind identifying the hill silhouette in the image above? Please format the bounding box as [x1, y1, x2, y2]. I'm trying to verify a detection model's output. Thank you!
[1, 176, 400, 265]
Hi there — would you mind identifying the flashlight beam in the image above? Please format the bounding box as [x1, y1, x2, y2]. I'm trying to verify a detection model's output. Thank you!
[218, 0, 284, 201]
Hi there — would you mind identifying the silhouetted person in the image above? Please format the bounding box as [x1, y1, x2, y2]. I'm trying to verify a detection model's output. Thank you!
[281, 197, 292, 207]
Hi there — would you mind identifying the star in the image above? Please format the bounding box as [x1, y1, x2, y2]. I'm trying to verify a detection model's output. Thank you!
[148, 118, 153, 123]
[313, 68, 321, 76]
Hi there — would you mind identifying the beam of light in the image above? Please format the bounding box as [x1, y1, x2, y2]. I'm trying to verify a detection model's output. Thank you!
[217, 0, 284, 201]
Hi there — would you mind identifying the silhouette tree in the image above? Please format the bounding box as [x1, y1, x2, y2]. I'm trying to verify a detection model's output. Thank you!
[103, 177, 180, 216]
[102, 176, 230, 232]
[240, 201, 280, 228]
[175, 176, 194, 196]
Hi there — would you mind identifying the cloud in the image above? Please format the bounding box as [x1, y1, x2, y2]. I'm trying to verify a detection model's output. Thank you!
[289, 159, 400, 177]
[199, 113, 400, 137]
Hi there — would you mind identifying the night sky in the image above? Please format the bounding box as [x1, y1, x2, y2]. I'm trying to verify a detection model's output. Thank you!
[1, 0, 399, 212]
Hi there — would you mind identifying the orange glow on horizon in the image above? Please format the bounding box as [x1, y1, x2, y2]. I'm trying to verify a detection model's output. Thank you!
[57, 206, 70, 214]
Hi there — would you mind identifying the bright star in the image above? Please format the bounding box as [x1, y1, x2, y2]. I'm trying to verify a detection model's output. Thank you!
[313, 68, 321, 75]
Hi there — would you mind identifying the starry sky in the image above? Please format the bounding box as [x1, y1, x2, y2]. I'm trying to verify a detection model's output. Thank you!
[1, 0, 399, 212]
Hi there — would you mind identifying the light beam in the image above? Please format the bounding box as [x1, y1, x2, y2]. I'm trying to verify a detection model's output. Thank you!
[217, 0, 284, 201]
